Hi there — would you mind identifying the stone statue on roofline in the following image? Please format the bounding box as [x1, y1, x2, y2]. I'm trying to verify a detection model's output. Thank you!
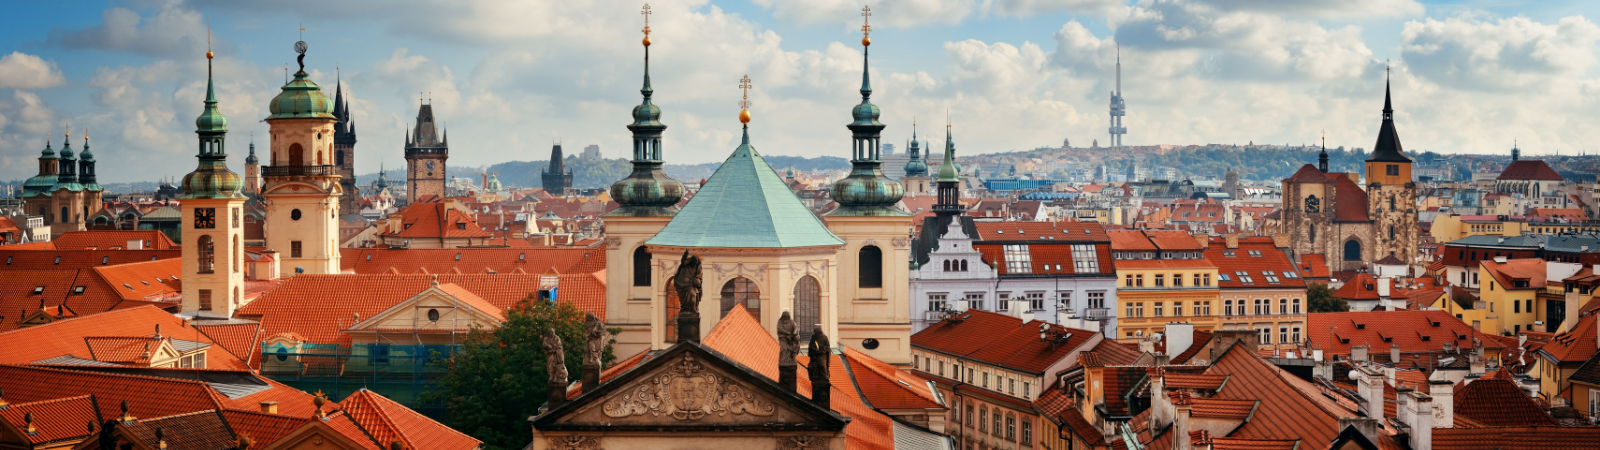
[807, 329, 830, 380]
[543, 327, 568, 384]
[778, 311, 799, 365]
[673, 250, 702, 313]
[583, 312, 604, 367]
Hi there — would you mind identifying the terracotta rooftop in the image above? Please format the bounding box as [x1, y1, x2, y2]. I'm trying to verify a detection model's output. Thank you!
[0, 394, 98, 447]
[346, 247, 603, 276]
[0, 306, 249, 370]
[1204, 239, 1306, 289]
[971, 221, 1109, 242]
[341, 388, 482, 450]
[1480, 258, 1548, 290]
[1434, 425, 1600, 449]
[0, 363, 326, 421]
[839, 346, 944, 410]
[91, 258, 183, 301]
[121, 409, 238, 449]
[1497, 160, 1564, 181]
[1283, 164, 1332, 184]
[1307, 310, 1503, 358]
[1536, 311, 1598, 363]
[972, 241, 1114, 276]
[1455, 370, 1558, 427]
[1330, 273, 1382, 300]
[51, 230, 177, 250]
[382, 203, 493, 239]
[911, 308, 1097, 375]
[0, 249, 179, 269]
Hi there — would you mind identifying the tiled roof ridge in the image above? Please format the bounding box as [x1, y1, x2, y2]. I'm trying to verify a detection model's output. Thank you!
[218, 406, 311, 420]
[0, 362, 217, 388]
[2, 393, 94, 408]
[0, 305, 164, 337]
[137, 407, 224, 423]
[343, 390, 412, 449]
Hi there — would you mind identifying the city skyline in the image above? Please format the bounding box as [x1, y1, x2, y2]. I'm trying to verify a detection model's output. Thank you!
[4, 0, 1600, 183]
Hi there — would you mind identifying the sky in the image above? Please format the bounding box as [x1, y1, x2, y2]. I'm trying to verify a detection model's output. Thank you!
[4, 0, 1600, 184]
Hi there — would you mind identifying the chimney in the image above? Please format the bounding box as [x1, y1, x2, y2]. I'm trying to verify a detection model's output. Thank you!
[1271, 233, 1290, 248]
[1404, 391, 1433, 450]
[1355, 366, 1385, 418]
[1224, 233, 1239, 249]
[1150, 368, 1171, 430]
[1165, 322, 1194, 358]
[809, 330, 832, 410]
[1194, 233, 1209, 248]
[1395, 383, 1413, 425]
[1139, 334, 1157, 354]
[126, 239, 143, 250]
[259, 401, 278, 414]
[1171, 391, 1194, 450]
[1314, 351, 1333, 380]
[1338, 417, 1382, 446]
[1352, 345, 1368, 363]
[1390, 344, 1401, 364]
[1429, 380, 1454, 428]
[1560, 292, 1581, 333]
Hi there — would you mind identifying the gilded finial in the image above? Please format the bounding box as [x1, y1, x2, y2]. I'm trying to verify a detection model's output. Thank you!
[641, 3, 653, 47]
[205, 19, 213, 60]
[861, 5, 872, 47]
[738, 74, 752, 124]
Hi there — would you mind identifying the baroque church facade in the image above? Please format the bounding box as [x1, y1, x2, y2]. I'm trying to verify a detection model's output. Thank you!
[22, 129, 103, 237]
[1270, 79, 1418, 273]
[603, 22, 914, 365]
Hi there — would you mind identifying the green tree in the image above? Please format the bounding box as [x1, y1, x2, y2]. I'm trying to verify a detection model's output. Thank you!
[424, 297, 616, 450]
[1307, 283, 1348, 313]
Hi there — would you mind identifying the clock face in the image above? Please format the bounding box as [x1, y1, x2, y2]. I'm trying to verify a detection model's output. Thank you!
[194, 208, 216, 229]
[1304, 195, 1321, 213]
[426, 160, 436, 171]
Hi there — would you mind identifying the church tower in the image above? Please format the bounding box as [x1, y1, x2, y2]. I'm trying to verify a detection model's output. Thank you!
[244, 135, 260, 194]
[822, 7, 913, 365]
[603, 6, 687, 357]
[181, 47, 246, 318]
[404, 101, 448, 202]
[542, 143, 573, 194]
[332, 75, 358, 214]
[899, 122, 931, 195]
[1364, 74, 1418, 264]
[261, 38, 342, 275]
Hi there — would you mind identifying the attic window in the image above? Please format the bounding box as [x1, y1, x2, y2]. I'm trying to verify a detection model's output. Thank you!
[457, 223, 467, 230]
[102, 256, 110, 265]
[123, 283, 134, 290]
[5, 256, 10, 264]
[72, 286, 85, 295]
[1084, 229, 1090, 234]
[519, 253, 526, 261]
[1283, 271, 1299, 279]
[1247, 250, 1262, 257]
[151, 256, 158, 261]
[33, 286, 45, 295]
[140, 281, 149, 286]
[54, 256, 61, 265]
[1420, 335, 1432, 341]
[1223, 251, 1236, 257]
[997, 230, 1004, 234]
[455, 253, 462, 261]
[170, 276, 179, 281]
[1430, 321, 1441, 327]
[1018, 230, 1025, 234]
[1355, 323, 1366, 330]
[1218, 273, 1232, 282]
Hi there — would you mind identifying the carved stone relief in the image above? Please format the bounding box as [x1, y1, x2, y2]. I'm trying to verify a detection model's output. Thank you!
[603, 237, 621, 249]
[786, 261, 828, 283]
[712, 262, 767, 282]
[891, 238, 910, 249]
[601, 353, 775, 420]
[548, 435, 601, 450]
[778, 435, 826, 450]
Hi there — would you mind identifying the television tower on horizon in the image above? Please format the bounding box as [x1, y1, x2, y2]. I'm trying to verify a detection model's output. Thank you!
[1108, 44, 1126, 151]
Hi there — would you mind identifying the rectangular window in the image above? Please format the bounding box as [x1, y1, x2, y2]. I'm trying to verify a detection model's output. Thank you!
[1526, 299, 1533, 314]
[1280, 327, 1289, 344]
[1136, 303, 1145, 317]
[1259, 328, 1272, 344]
[1204, 274, 1212, 286]
[1009, 378, 1016, 394]
[968, 368, 974, 382]
[1022, 421, 1033, 443]
[993, 413, 1003, 436]
[1202, 301, 1212, 316]
[1155, 274, 1166, 287]
[1279, 298, 1288, 315]
[1386, 164, 1399, 176]
[199, 289, 212, 311]
[1125, 274, 1134, 287]
[1292, 327, 1301, 343]
[939, 360, 945, 377]
[1153, 302, 1164, 317]
[1264, 272, 1281, 284]
[1028, 292, 1045, 311]
[928, 293, 948, 313]
[1005, 245, 1032, 274]
[1293, 299, 1302, 314]
[373, 345, 391, 366]
[998, 292, 1011, 312]
[291, 241, 303, 258]
[1136, 274, 1145, 287]
[1515, 300, 1521, 313]
[1126, 302, 1135, 318]
[1072, 245, 1100, 272]
[1173, 302, 1184, 317]
[983, 372, 989, 388]
[1173, 273, 1183, 287]
[1023, 382, 1030, 397]
[1006, 416, 1016, 440]
[1087, 292, 1105, 309]
[233, 208, 240, 229]
[966, 293, 985, 310]
[1236, 271, 1254, 284]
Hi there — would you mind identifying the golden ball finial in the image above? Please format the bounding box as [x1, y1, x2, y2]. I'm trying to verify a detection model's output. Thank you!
[206, 51, 214, 60]
[643, 36, 651, 47]
[739, 109, 751, 124]
[862, 36, 870, 47]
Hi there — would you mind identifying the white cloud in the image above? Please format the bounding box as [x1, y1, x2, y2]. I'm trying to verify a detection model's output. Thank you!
[1110, 0, 1376, 81]
[1401, 15, 1600, 91]
[1192, 0, 1425, 19]
[0, 53, 68, 89]
[751, 0, 1121, 28]
[0, 91, 61, 180]
[46, 1, 209, 58]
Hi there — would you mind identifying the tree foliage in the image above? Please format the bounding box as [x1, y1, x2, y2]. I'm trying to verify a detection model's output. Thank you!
[424, 297, 616, 450]
[1307, 282, 1349, 313]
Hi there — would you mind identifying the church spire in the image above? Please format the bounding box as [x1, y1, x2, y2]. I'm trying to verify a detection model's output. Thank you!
[1367, 65, 1410, 164]
[828, 5, 905, 217]
[607, 3, 684, 216]
[182, 35, 243, 200]
[1318, 130, 1329, 173]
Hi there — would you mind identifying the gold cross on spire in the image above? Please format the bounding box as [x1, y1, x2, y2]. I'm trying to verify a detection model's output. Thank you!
[738, 74, 752, 110]
[641, 3, 652, 36]
[861, 5, 872, 37]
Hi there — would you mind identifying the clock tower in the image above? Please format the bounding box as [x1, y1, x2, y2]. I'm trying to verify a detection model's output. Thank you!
[404, 101, 448, 203]
[261, 38, 342, 276]
[181, 47, 247, 318]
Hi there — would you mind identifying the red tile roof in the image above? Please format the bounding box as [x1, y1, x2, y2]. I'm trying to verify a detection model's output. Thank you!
[0, 364, 325, 422]
[1299, 254, 1330, 278]
[839, 346, 943, 410]
[1481, 258, 1548, 290]
[340, 389, 481, 450]
[51, 230, 177, 250]
[196, 322, 263, 369]
[1530, 208, 1586, 219]
[1190, 397, 1258, 419]
[1204, 239, 1306, 289]
[346, 247, 603, 276]
[1306, 310, 1503, 358]
[1331, 273, 1382, 300]
[1497, 160, 1564, 181]
[92, 258, 183, 301]
[122, 409, 238, 449]
[0, 249, 179, 269]
[219, 408, 308, 447]
[974, 242, 1113, 276]
[238, 274, 604, 345]
[0, 268, 145, 332]
[1107, 230, 1160, 251]
[1536, 313, 1598, 363]
[1202, 345, 1373, 445]
[1164, 372, 1227, 390]
[1283, 165, 1331, 184]
[0, 306, 249, 370]
[0, 394, 98, 447]
[1454, 369, 1557, 427]
[971, 221, 1108, 242]
[1434, 426, 1600, 449]
[383, 203, 493, 239]
[911, 309, 1096, 374]
[1325, 173, 1370, 222]
[84, 336, 166, 364]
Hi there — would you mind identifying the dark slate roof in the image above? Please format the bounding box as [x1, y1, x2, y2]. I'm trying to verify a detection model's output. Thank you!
[1541, 234, 1600, 253]
[1366, 81, 1411, 163]
[1445, 235, 1544, 249]
[1497, 160, 1564, 181]
[911, 215, 977, 268]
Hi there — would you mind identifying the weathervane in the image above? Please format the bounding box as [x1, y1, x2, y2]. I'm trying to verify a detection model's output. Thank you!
[294, 24, 308, 72]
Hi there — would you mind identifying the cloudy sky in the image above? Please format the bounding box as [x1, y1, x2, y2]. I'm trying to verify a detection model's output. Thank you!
[3, 0, 1599, 183]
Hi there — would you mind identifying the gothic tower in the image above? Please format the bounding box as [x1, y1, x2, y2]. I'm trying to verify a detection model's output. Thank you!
[261, 38, 342, 275]
[899, 122, 931, 195]
[332, 76, 358, 213]
[603, 8, 688, 357]
[542, 144, 573, 194]
[821, 14, 913, 364]
[404, 101, 448, 202]
[1364, 75, 1417, 264]
[244, 136, 260, 195]
[181, 48, 246, 318]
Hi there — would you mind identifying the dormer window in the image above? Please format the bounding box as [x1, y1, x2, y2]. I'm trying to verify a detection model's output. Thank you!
[72, 286, 86, 295]
[32, 286, 45, 295]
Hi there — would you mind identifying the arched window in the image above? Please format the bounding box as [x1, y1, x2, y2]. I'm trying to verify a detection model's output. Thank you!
[317, 150, 324, 165]
[943, 260, 951, 271]
[960, 260, 968, 271]
[720, 277, 761, 319]
[1343, 239, 1362, 261]
[794, 275, 822, 343]
[288, 143, 304, 166]
[1308, 226, 1316, 245]
[1224, 300, 1233, 316]
[233, 235, 241, 273]
[859, 246, 883, 288]
[632, 247, 651, 287]
[197, 235, 215, 273]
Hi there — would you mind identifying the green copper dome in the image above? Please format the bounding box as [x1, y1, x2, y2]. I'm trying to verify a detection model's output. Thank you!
[828, 42, 905, 217]
[608, 41, 685, 217]
[22, 140, 57, 197]
[196, 76, 228, 131]
[903, 127, 927, 177]
[183, 68, 244, 200]
[268, 70, 335, 120]
[39, 138, 54, 158]
[938, 126, 960, 181]
[52, 139, 83, 193]
[244, 141, 258, 165]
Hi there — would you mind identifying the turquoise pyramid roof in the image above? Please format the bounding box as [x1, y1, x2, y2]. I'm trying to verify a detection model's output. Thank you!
[647, 127, 843, 248]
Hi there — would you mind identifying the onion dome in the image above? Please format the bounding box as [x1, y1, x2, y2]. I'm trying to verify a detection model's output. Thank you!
[608, 19, 685, 217]
[903, 123, 927, 176]
[22, 138, 58, 197]
[268, 43, 334, 120]
[80, 133, 101, 192]
[53, 134, 83, 192]
[828, 33, 905, 217]
[245, 140, 258, 165]
[181, 53, 244, 200]
[487, 173, 503, 191]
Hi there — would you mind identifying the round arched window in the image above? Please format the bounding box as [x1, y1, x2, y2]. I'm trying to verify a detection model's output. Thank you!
[427, 309, 440, 322]
[861, 338, 880, 350]
[290, 209, 302, 221]
[275, 348, 288, 362]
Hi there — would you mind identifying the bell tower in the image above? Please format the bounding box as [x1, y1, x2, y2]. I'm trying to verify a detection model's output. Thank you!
[181, 44, 247, 318]
[404, 100, 448, 203]
[261, 36, 342, 275]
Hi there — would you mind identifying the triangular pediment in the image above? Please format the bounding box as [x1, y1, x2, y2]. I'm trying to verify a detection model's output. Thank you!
[532, 342, 847, 432]
[347, 284, 504, 333]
